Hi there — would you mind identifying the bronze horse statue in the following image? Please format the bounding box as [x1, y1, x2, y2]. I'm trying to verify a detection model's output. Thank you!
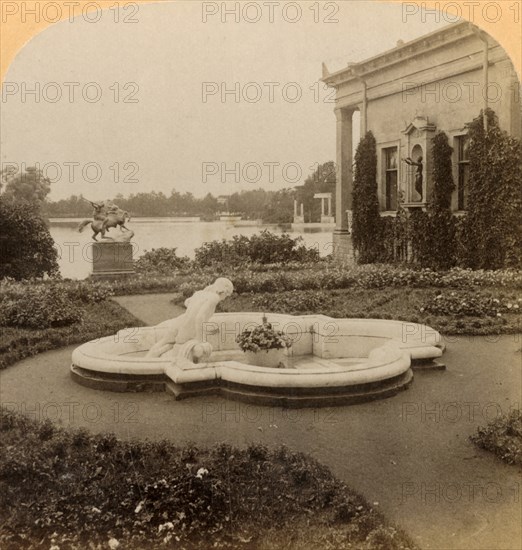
[78, 201, 132, 241]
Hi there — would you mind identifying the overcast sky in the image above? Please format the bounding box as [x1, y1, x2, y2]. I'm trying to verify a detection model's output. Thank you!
[0, 1, 449, 201]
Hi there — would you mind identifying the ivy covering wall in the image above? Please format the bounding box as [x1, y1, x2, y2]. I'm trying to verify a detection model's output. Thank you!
[351, 109, 521, 270]
[411, 131, 457, 269]
[460, 109, 522, 269]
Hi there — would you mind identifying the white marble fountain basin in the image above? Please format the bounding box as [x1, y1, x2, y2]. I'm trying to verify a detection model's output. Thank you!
[72, 313, 444, 402]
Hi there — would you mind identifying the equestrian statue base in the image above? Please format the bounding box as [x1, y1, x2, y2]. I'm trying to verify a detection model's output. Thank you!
[90, 241, 135, 280]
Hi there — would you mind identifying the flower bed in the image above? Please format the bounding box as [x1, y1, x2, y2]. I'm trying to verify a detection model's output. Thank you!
[0, 410, 418, 550]
[421, 292, 521, 317]
[177, 265, 522, 299]
[471, 410, 522, 466]
[217, 288, 521, 336]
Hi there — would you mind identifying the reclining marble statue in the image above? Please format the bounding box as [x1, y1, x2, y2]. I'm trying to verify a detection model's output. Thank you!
[146, 278, 234, 364]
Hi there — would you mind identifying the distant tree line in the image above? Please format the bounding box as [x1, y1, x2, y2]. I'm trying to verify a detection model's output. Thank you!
[39, 161, 336, 223]
[40, 189, 295, 222]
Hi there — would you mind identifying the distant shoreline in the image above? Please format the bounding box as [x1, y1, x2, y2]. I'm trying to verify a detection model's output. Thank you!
[49, 216, 204, 223]
[48, 216, 275, 225]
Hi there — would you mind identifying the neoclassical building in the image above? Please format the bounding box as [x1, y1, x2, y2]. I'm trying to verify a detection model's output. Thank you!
[322, 21, 521, 258]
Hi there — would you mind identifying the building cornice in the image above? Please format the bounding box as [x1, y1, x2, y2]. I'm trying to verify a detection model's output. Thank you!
[322, 21, 495, 87]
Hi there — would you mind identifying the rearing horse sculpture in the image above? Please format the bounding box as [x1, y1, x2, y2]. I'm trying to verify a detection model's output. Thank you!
[78, 201, 132, 241]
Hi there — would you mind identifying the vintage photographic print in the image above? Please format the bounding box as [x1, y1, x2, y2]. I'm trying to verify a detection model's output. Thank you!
[0, 1, 521, 549]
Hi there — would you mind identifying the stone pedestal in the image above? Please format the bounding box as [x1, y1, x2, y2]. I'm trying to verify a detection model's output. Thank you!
[320, 215, 335, 224]
[332, 231, 354, 262]
[91, 242, 134, 279]
[293, 201, 305, 224]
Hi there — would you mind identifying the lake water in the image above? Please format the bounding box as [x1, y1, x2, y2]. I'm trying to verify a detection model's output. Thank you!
[49, 218, 336, 279]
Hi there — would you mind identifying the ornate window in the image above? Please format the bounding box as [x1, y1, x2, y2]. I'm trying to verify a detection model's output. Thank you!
[384, 147, 398, 210]
[456, 135, 469, 210]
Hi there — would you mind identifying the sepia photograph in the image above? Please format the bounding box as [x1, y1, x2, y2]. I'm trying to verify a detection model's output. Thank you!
[0, 1, 521, 548]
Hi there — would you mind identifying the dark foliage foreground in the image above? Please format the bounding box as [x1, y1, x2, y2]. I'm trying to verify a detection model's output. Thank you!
[0, 198, 59, 280]
[0, 411, 417, 550]
[471, 410, 522, 467]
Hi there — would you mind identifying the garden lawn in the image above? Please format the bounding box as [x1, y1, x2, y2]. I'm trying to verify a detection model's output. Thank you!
[0, 410, 418, 550]
[0, 301, 140, 370]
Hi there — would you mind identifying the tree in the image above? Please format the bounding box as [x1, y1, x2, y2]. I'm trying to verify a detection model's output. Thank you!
[262, 188, 294, 224]
[1, 166, 51, 206]
[461, 109, 522, 269]
[352, 131, 382, 263]
[0, 197, 59, 279]
[298, 161, 336, 223]
[412, 131, 457, 269]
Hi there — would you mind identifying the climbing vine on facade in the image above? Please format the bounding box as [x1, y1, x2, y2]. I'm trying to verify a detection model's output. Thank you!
[411, 131, 457, 269]
[461, 109, 522, 269]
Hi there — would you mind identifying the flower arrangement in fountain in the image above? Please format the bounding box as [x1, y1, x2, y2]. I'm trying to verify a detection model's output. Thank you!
[236, 315, 292, 353]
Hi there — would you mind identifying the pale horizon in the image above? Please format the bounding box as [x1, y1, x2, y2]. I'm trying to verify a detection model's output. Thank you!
[1, 1, 450, 201]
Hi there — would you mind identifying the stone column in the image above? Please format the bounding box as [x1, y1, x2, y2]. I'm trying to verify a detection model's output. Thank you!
[300, 203, 304, 217]
[293, 200, 304, 223]
[333, 107, 354, 259]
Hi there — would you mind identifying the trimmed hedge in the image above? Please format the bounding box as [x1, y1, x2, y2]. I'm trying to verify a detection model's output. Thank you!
[0, 300, 139, 370]
[0, 279, 113, 329]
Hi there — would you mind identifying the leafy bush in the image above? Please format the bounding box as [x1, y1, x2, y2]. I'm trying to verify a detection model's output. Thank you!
[134, 247, 190, 274]
[0, 284, 84, 329]
[194, 230, 319, 266]
[65, 280, 114, 303]
[0, 198, 59, 280]
[420, 291, 520, 317]
[0, 300, 139, 370]
[0, 279, 114, 330]
[471, 410, 522, 466]
[1, 165, 51, 204]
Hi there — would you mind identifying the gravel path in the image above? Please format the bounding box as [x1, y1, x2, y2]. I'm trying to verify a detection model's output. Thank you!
[1, 294, 521, 550]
